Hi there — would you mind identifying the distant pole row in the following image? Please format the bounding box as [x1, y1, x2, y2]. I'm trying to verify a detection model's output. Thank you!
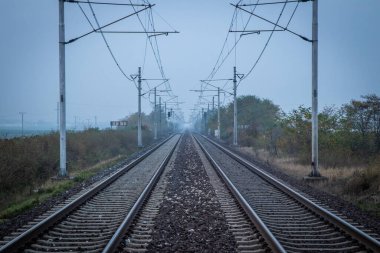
[207, 1, 320, 177]
[56, 0, 179, 177]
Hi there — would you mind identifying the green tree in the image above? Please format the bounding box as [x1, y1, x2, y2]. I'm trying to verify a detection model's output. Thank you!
[341, 94, 380, 156]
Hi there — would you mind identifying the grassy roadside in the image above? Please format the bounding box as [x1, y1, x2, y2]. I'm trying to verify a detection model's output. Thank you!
[238, 147, 380, 218]
[0, 128, 155, 221]
[0, 155, 125, 222]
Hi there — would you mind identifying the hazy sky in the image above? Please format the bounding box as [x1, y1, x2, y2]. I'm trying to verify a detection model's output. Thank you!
[0, 0, 379, 129]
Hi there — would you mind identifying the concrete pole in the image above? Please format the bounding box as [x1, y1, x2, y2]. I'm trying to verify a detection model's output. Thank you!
[206, 104, 209, 133]
[164, 102, 167, 131]
[217, 87, 221, 140]
[201, 108, 204, 133]
[154, 87, 157, 140]
[59, 0, 67, 177]
[159, 96, 162, 137]
[233, 66, 238, 146]
[137, 67, 142, 147]
[311, 0, 320, 177]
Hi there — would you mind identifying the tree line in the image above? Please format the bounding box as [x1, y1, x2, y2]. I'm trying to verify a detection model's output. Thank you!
[203, 94, 380, 167]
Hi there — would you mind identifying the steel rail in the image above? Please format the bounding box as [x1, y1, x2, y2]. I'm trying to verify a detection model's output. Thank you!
[0, 135, 175, 253]
[193, 134, 286, 253]
[102, 134, 181, 253]
[200, 134, 380, 253]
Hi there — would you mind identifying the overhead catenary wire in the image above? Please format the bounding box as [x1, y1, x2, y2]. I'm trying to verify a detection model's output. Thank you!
[207, 0, 259, 81]
[204, 0, 306, 93]
[129, 0, 177, 100]
[68, 0, 150, 7]
[130, 2, 166, 78]
[86, 0, 133, 81]
[234, 4, 311, 42]
[66, 4, 152, 44]
[238, 0, 311, 6]
[194, 0, 257, 114]
[152, 8, 178, 32]
[286, 1, 300, 28]
[239, 0, 289, 82]
[141, 10, 149, 74]
[77, 3, 96, 30]
[69, 0, 180, 124]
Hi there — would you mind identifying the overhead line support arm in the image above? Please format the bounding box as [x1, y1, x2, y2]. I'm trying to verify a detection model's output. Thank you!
[237, 0, 311, 7]
[65, 0, 150, 6]
[65, 4, 154, 44]
[232, 4, 312, 42]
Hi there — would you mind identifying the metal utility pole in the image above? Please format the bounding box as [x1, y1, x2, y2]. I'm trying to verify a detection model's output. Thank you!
[201, 108, 204, 133]
[212, 96, 215, 111]
[59, 0, 67, 177]
[217, 87, 221, 140]
[233, 66, 238, 146]
[154, 87, 157, 140]
[137, 67, 143, 147]
[159, 96, 162, 137]
[205, 105, 208, 134]
[19, 112, 25, 136]
[164, 102, 167, 131]
[310, 0, 320, 177]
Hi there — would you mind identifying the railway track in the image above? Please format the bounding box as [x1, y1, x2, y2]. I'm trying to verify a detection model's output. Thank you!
[192, 136, 270, 253]
[1, 132, 379, 252]
[194, 134, 380, 253]
[0, 134, 181, 253]
[120, 133, 270, 252]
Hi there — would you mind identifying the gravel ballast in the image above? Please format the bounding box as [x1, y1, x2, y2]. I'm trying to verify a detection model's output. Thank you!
[147, 134, 236, 252]
[214, 137, 380, 237]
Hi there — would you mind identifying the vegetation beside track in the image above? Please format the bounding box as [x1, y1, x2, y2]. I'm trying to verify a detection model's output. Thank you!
[0, 128, 153, 219]
[204, 94, 380, 217]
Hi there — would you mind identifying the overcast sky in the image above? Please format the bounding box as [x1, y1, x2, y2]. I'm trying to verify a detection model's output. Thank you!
[0, 0, 379, 129]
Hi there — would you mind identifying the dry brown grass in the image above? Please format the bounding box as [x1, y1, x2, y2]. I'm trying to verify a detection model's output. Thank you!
[238, 146, 380, 217]
[239, 147, 365, 180]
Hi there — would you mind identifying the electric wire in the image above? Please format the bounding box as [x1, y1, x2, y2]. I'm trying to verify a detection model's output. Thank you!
[238, 0, 310, 6]
[66, 5, 151, 44]
[87, 1, 133, 81]
[74, 0, 177, 116]
[129, 0, 171, 95]
[234, 9, 238, 67]
[141, 10, 149, 74]
[133, 1, 178, 107]
[152, 8, 178, 33]
[239, 0, 289, 83]
[69, 1, 149, 6]
[207, 8, 237, 80]
[207, 0, 259, 81]
[77, 3, 96, 30]
[286, 1, 300, 28]
[235, 4, 311, 42]
[150, 9, 171, 94]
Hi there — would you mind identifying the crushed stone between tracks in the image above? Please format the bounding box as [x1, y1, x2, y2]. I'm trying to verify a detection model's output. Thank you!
[147, 134, 236, 252]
